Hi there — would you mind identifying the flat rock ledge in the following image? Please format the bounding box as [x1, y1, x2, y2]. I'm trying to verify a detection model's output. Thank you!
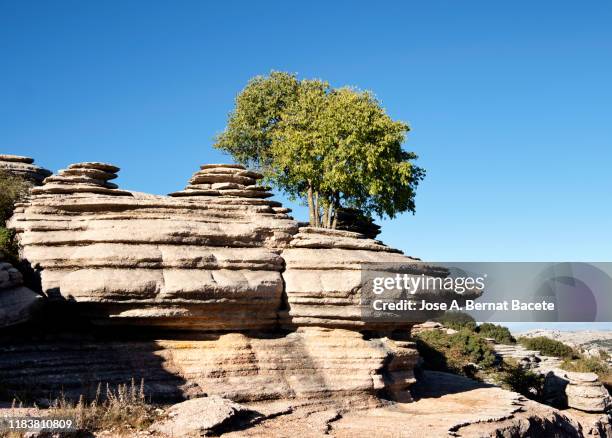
[0, 153, 52, 185]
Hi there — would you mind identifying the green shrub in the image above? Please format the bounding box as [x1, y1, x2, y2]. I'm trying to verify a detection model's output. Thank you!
[434, 312, 477, 332]
[518, 336, 576, 359]
[476, 323, 516, 344]
[415, 328, 497, 377]
[561, 356, 609, 374]
[0, 170, 30, 225]
[499, 360, 545, 400]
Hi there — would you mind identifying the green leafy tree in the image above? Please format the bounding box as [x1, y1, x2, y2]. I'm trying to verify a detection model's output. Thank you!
[214, 71, 425, 228]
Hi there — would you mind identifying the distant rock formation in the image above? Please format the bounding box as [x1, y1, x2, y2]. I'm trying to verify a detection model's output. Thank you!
[0, 154, 52, 185]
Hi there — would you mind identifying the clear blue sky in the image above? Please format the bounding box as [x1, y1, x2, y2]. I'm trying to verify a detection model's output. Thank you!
[1, 0, 611, 262]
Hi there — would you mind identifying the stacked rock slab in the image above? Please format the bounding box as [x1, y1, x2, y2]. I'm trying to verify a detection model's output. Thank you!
[545, 370, 612, 413]
[8, 162, 297, 331]
[335, 208, 382, 239]
[0, 154, 52, 185]
[169, 164, 272, 199]
[0, 259, 40, 327]
[32, 162, 131, 196]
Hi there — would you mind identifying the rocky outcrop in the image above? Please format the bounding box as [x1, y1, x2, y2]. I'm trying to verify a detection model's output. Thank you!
[8, 162, 297, 331]
[545, 370, 612, 413]
[0, 260, 39, 327]
[492, 342, 563, 372]
[32, 162, 130, 196]
[0, 327, 418, 405]
[281, 227, 480, 332]
[3, 160, 481, 409]
[0, 154, 51, 185]
[169, 164, 272, 199]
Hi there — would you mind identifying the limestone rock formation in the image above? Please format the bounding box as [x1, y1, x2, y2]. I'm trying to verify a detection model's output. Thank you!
[0, 327, 418, 405]
[0, 260, 40, 327]
[3, 160, 484, 413]
[169, 164, 272, 199]
[544, 370, 611, 413]
[564, 371, 611, 413]
[8, 162, 297, 331]
[0, 154, 52, 185]
[281, 227, 480, 331]
[32, 162, 130, 196]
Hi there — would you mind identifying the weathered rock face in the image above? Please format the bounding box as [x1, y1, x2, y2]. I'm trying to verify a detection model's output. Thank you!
[281, 227, 480, 332]
[0, 154, 52, 185]
[0, 260, 40, 327]
[3, 160, 475, 407]
[8, 162, 297, 331]
[544, 370, 612, 413]
[0, 327, 417, 405]
[169, 163, 272, 199]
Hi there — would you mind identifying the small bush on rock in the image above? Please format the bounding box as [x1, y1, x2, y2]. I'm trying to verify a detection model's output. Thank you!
[434, 312, 477, 332]
[518, 336, 576, 359]
[415, 328, 497, 377]
[499, 360, 545, 401]
[476, 323, 516, 344]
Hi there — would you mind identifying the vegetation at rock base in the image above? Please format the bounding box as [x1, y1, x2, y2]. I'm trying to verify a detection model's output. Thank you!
[518, 336, 576, 359]
[5, 379, 159, 437]
[0, 170, 30, 261]
[214, 71, 425, 228]
[496, 359, 545, 400]
[433, 312, 477, 332]
[477, 323, 516, 345]
[414, 328, 497, 378]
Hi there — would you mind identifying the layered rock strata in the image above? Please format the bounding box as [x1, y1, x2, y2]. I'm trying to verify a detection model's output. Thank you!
[0, 154, 52, 185]
[0, 260, 40, 327]
[32, 162, 131, 196]
[545, 370, 612, 413]
[0, 328, 417, 405]
[281, 227, 480, 332]
[169, 164, 272, 199]
[8, 162, 296, 331]
[4, 160, 478, 406]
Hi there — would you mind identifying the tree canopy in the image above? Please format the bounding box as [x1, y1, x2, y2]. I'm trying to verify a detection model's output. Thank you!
[214, 71, 425, 228]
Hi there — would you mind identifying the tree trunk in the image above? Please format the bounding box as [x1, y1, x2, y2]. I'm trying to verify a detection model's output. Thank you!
[307, 185, 316, 226]
[331, 192, 340, 229]
[313, 191, 320, 227]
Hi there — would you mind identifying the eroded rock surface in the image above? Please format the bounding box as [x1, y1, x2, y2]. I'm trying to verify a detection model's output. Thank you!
[0, 260, 39, 327]
[8, 162, 297, 330]
[0, 154, 52, 184]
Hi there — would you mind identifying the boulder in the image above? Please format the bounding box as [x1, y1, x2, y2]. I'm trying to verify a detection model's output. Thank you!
[150, 396, 260, 436]
[0, 154, 52, 185]
[0, 261, 40, 327]
[545, 370, 612, 412]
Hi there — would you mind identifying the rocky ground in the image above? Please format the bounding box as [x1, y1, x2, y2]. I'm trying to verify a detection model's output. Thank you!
[517, 330, 612, 360]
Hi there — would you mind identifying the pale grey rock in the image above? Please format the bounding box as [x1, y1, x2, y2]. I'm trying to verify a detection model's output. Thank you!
[150, 396, 260, 436]
[0, 154, 34, 164]
[68, 162, 120, 173]
[0, 261, 40, 327]
[0, 154, 52, 185]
